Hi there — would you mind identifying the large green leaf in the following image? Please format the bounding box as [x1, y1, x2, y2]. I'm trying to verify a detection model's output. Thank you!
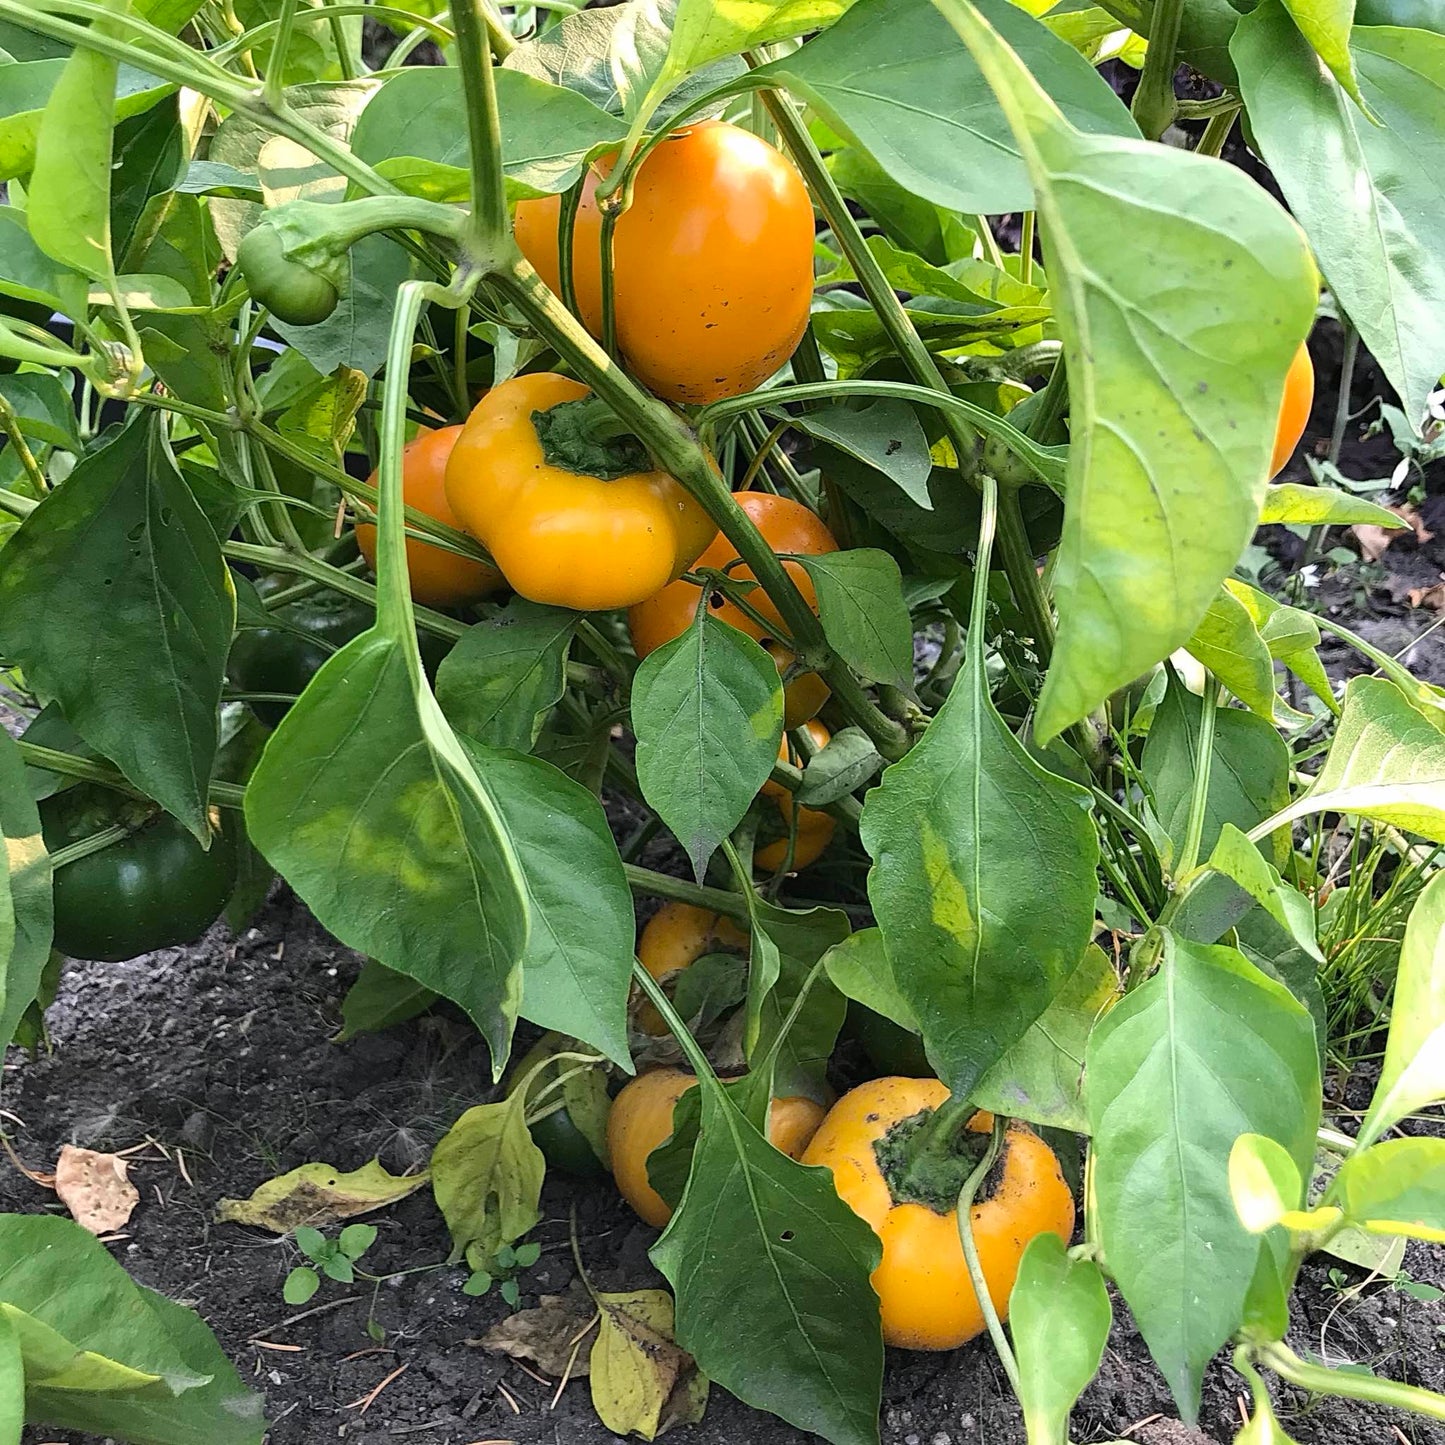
[758, 0, 1135, 215]
[0, 206, 86, 319]
[0, 730, 52, 1052]
[651, 1081, 883, 1445]
[435, 600, 578, 753]
[797, 550, 913, 693]
[110, 99, 187, 273]
[244, 633, 531, 1072]
[1009, 1233, 1112, 1445]
[351, 65, 627, 197]
[0, 415, 234, 839]
[1266, 676, 1445, 843]
[1334, 1137, 1445, 1241]
[928, 0, 1315, 742]
[970, 943, 1117, 1132]
[1234, 7, 1445, 425]
[0, 1308, 19, 1445]
[631, 607, 784, 880]
[1085, 933, 1319, 1419]
[1259, 482, 1405, 529]
[1281, 0, 1365, 104]
[0, 1215, 263, 1444]
[1183, 588, 1278, 722]
[860, 481, 1098, 1100]
[1357, 870, 1445, 1149]
[489, 751, 635, 1069]
[1141, 672, 1291, 871]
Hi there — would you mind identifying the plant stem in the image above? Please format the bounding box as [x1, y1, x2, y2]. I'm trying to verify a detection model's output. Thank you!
[622, 863, 749, 923]
[1195, 104, 1240, 159]
[1130, 0, 1185, 140]
[1303, 324, 1357, 569]
[446, 0, 510, 253]
[0, 395, 49, 494]
[19, 743, 247, 809]
[262, 0, 300, 106]
[598, 210, 620, 360]
[494, 259, 910, 759]
[47, 822, 139, 870]
[1175, 677, 1219, 880]
[1259, 1342, 1445, 1423]
[630, 957, 721, 1081]
[956, 1116, 1023, 1396]
[1018, 211, 1035, 288]
[556, 177, 585, 320]
[994, 484, 1054, 663]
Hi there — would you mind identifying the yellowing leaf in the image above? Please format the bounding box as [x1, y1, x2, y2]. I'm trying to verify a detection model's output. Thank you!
[430, 1100, 544, 1265]
[215, 1158, 427, 1232]
[590, 1289, 708, 1441]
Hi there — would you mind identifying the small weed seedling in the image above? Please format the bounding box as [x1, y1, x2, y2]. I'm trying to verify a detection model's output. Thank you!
[465, 1241, 541, 1308]
[284, 1223, 377, 1306]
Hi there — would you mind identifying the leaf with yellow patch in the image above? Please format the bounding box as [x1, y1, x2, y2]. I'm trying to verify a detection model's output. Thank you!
[215, 1158, 428, 1232]
[590, 1289, 708, 1441]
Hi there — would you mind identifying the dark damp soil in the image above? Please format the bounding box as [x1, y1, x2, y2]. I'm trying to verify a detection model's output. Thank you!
[9, 322, 1445, 1445]
[5, 887, 1444, 1445]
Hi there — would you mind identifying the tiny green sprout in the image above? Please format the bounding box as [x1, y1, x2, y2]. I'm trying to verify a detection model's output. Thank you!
[462, 1239, 542, 1307]
[283, 1223, 381, 1304]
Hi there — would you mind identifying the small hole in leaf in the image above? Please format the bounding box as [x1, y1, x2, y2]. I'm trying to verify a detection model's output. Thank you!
[709, 592, 725, 609]
[779, 1229, 795, 1243]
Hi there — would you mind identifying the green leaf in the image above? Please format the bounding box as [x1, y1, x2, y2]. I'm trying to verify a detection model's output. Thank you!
[632, 607, 784, 880]
[1281, 0, 1367, 105]
[1204, 826, 1322, 966]
[1234, 6, 1445, 424]
[1184, 588, 1278, 722]
[788, 400, 934, 511]
[971, 943, 1118, 1133]
[1228, 1133, 1306, 1234]
[1223, 578, 1335, 713]
[26, 0, 124, 281]
[1265, 677, 1445, 843]
[821, 927, 918, 1032]
[1259, 481, 1406, 528]
[436, 600, 578, 752]
[926, 0, 1315, 742]
[489, 752, 635, 1069]
[431, 1101, 545, 1264]
[0, 374, 82, 452]
[0, 415, 234, 840]
[0, 59, 168, 184]
[651, 1081, 884, 1445]
[860, 574, 1098, 1099]
[0, 730, 52, 1053]
[1084, 933, 1319, 1420]
[336, 959, 437, 1040]
[757, 0, 1136, 215]
[794, 726, 882, 806]
[1358, 870, 1445, 1148]
[796, 550, 913, 692]
[110, 97, 185, 272]
[1009, 1233, 1111, 1445]
[293, 1226, 328, 1261]
[0, 1308, 20, 1445]
[338, 1223, 377, 1259]
[244, 632, 530, 1072]
[0, 1215, 264, 1443]
[24, 1280, 265, 1445]
[1334, 1137, 1445, 1242]
[351, 66, 627, 198]
[1141, 672, 1291, 870]
[321, 1254, 354, 1284]
[0, 206, 86, 319]
[283, 1268, 320, 1306]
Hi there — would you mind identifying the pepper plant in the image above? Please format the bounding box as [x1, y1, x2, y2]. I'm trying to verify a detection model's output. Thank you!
[2, 0, 1445, 1441]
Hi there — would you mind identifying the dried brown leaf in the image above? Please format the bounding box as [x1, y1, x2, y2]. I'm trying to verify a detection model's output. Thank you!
[590, 1289, 708, 1440]
[54, 1145, 139, 1234]
[479, 1288, 597, 1377]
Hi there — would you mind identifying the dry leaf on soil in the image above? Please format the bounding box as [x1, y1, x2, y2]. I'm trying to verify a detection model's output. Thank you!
[54, 1145, 139, 1234]
[1407, 580, 1445, 613]
[215, 1158, 428, 1231]
[590, 1289, 708, 1441]
[478, 1287, 598, 1377]
[1353, 503, 1434, 562]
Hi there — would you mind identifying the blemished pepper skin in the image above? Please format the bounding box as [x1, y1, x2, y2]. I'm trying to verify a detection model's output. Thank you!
[802, 1077, 1075, 1350]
